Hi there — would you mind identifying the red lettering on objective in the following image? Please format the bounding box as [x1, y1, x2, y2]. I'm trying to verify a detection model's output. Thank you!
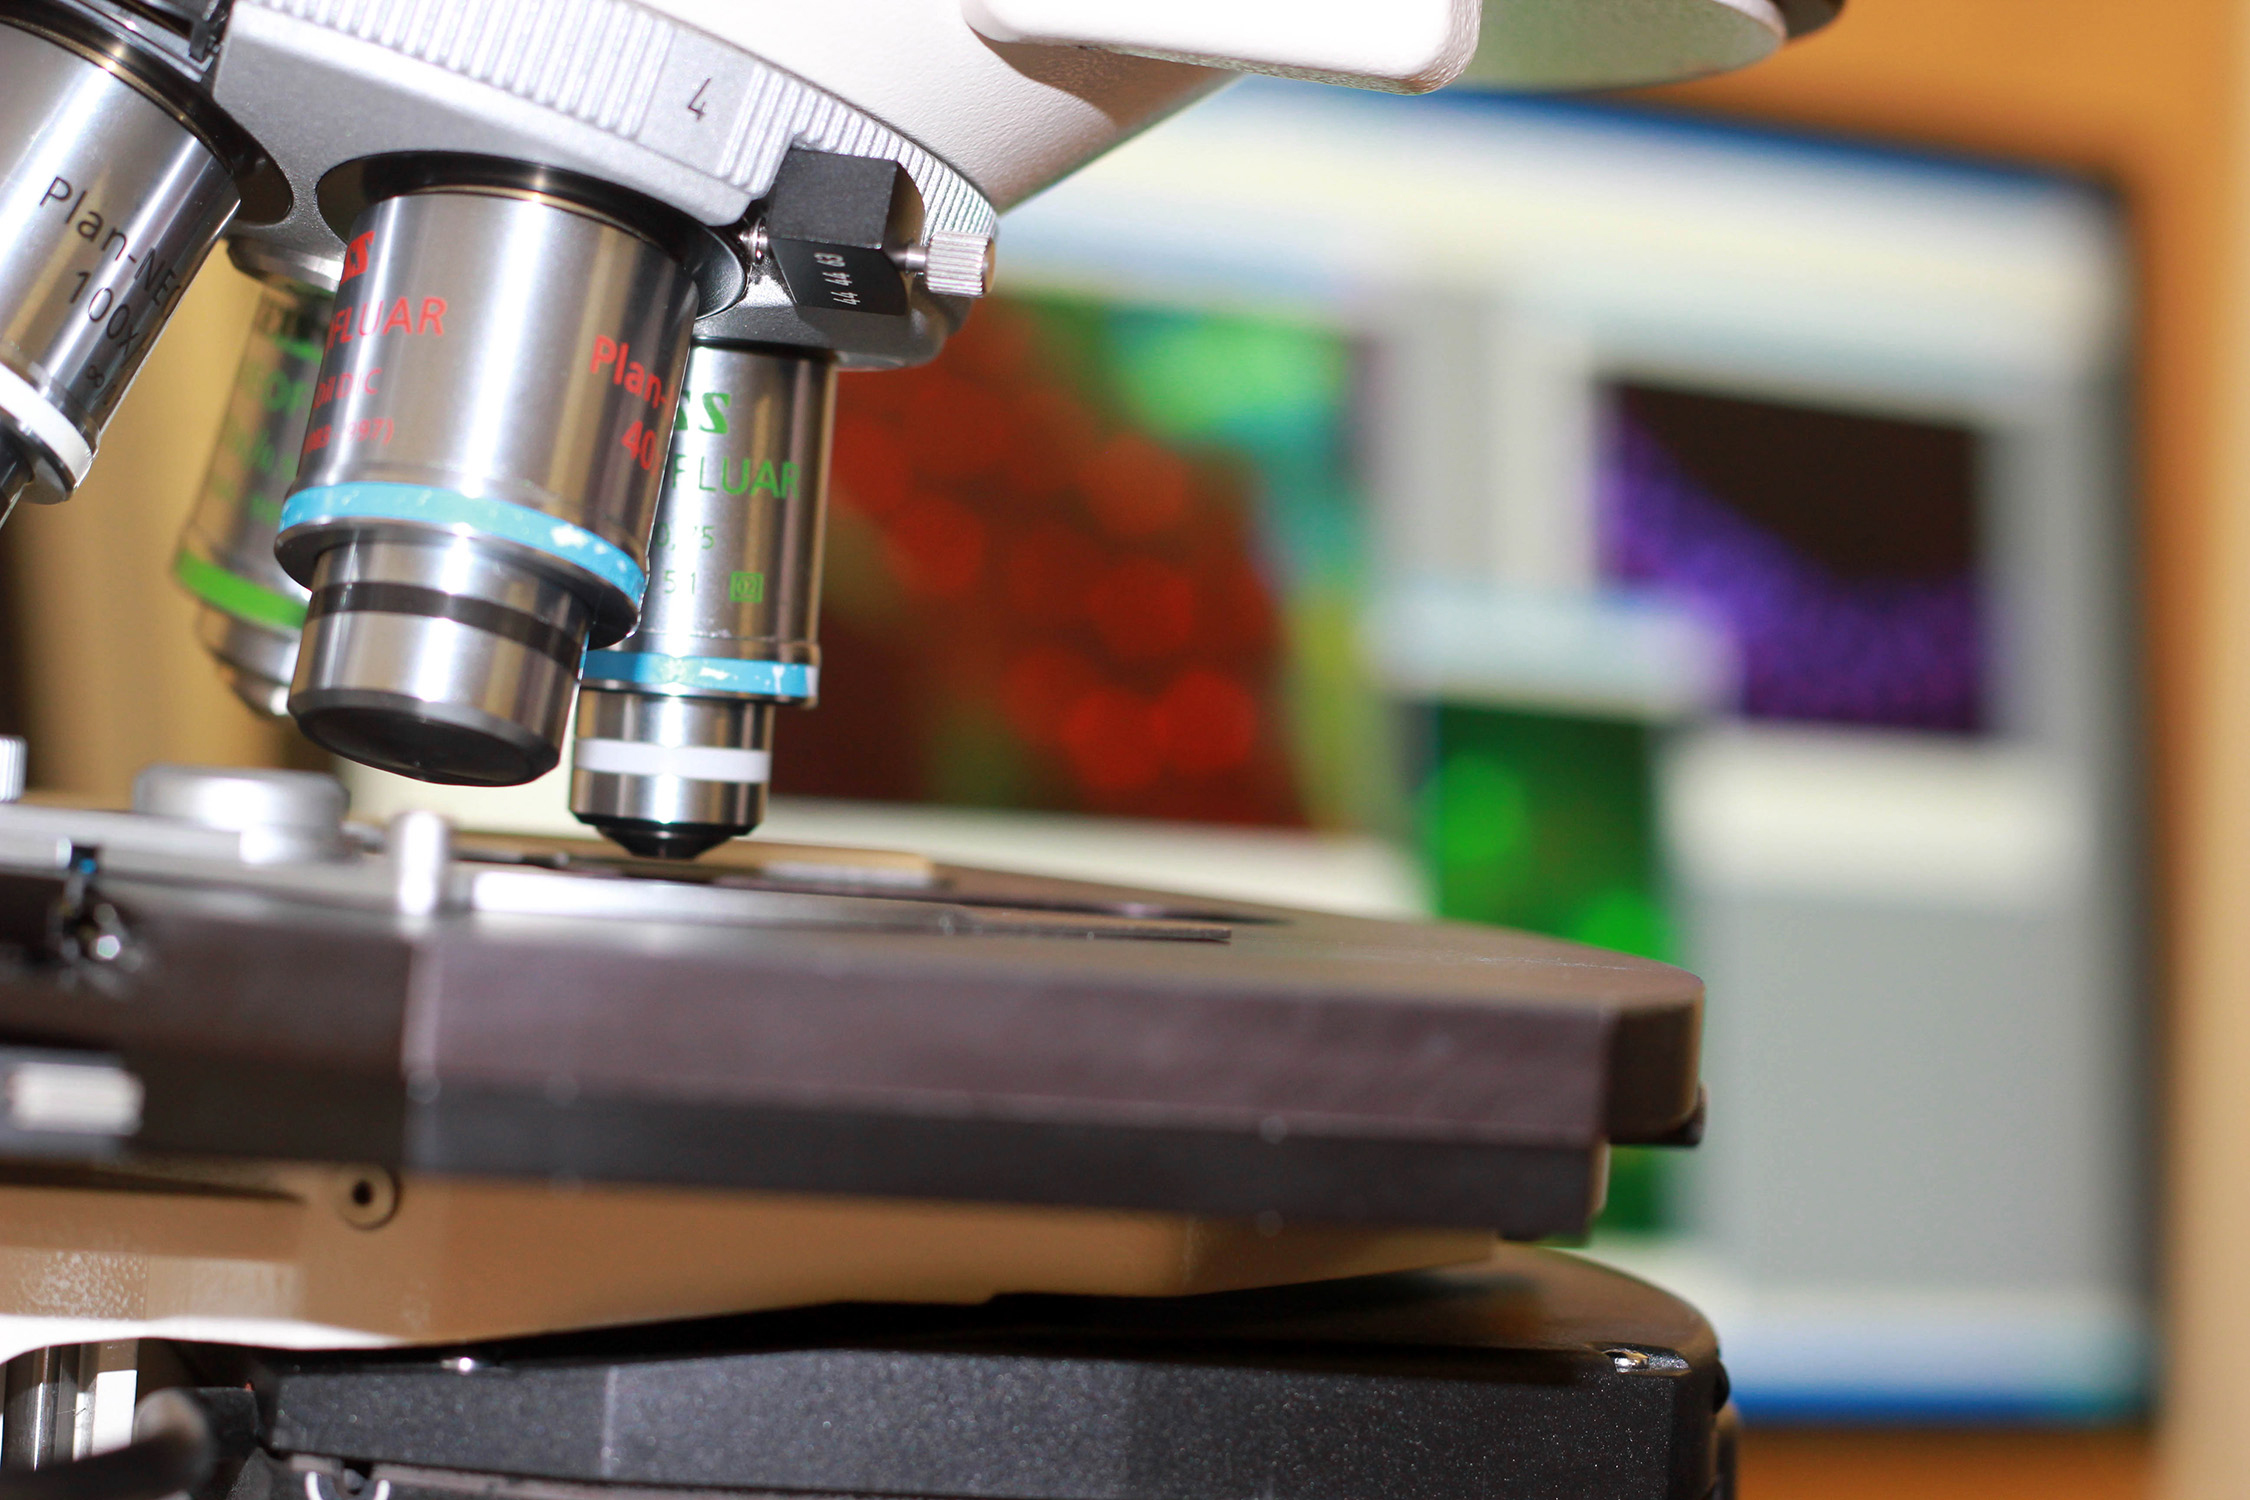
[309, 366, 381, 412]
[326, 296, 448, 351]
[338, 231, 374, 282]
[299, 415, 390, 455]
[590, 336, 665, 413]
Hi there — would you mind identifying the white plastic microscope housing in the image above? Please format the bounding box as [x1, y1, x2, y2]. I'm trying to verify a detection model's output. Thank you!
[212, 0, 1828, 300]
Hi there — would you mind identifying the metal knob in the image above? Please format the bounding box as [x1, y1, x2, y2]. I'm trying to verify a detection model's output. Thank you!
[130, 764, 349, 864]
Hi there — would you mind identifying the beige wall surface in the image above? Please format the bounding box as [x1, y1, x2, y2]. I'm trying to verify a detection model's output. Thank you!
[7, 260, 303, 798]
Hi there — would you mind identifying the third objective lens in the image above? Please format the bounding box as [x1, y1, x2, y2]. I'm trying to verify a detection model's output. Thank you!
[173, 268, 330, 715]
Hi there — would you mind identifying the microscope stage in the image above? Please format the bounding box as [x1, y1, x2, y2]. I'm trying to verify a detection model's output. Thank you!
[0, 803, 1702, 1243]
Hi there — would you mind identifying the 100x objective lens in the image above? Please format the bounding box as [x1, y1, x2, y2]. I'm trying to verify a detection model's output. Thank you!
[0, 15, 251, 511]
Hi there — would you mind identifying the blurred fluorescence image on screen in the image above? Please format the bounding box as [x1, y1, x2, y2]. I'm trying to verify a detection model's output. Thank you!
[1600, 383, 1986, 734]
[777, 293, 1385, 831]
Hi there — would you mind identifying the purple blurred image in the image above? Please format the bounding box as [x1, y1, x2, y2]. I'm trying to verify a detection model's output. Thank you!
[1599, 409, 1985, 734]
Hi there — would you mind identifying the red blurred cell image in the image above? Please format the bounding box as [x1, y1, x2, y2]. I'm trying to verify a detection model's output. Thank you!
[779, 293, 1360, 828]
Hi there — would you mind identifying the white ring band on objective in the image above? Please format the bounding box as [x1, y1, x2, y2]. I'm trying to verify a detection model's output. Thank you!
[573, 738, 773, 783]
[0, 361, 92, 484]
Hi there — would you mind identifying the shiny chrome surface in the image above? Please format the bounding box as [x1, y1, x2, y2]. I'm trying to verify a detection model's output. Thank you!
[130, 763, 348, 864]
[0, 789, 1231, 939]
[1, 1345, 82, 1469]
[278, 180, 700, 784]
[571, 689, 774, 859]
[226, 233, 342, 295]
[290, 535, 592, 786]
[0, 21, 237, 505]
[173, 273, 327, 715]
[280, 185, 698, 627]
[193, 610, 298, 716]
[0, 447, 26, 525]
[573, 345, 832, 856]
[603, 345, 833, 681]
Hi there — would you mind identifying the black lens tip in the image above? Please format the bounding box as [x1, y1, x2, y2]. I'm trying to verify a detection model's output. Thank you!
[581, 817, 746, 861]
[293, 701, 558, 787]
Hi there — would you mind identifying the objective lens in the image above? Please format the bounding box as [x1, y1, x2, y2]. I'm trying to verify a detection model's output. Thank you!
[172, 268, 329, 716]
[572, 344, 833, 858]
[0, 17, 242, 507]
[277, 174, 702, 785]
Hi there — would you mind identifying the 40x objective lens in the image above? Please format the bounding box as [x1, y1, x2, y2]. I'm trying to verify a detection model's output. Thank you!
[0, 18, 245, 513]
[277, 172, 702, 786]
[573, 344, 834, 858]
[173, 267, 330, 716]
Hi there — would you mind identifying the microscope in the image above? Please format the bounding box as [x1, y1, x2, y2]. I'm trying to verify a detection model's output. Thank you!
[0, 1, 1835, 1496]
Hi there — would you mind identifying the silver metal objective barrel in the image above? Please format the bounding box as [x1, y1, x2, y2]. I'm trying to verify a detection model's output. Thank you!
[2, 1346, 82, 1469]
[0, 13, 247, 515]
[572, 344, 833, 858]
[172, 263, 330, 715]
[277, 164, 704, 786]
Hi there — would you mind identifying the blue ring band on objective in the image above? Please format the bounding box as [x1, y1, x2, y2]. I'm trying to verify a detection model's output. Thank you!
[582, 650, 817, 700]
[280, 483, 646, 600]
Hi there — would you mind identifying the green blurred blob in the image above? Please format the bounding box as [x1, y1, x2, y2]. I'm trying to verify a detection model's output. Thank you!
[1418, 705, 1679, 1232]
[1427, 750, 1530, 871]
[1420, 706, 1669, 960]
[1568, 886, 1675, 966]
[1598, 1147, 1671, 1236]
[1108, 314, 1347, 450]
